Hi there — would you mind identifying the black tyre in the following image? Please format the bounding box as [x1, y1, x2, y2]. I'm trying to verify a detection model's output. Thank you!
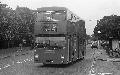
[82, 51, 85, 59]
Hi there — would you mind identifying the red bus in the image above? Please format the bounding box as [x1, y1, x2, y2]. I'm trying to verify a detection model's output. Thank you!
[34, 7, 86, 64]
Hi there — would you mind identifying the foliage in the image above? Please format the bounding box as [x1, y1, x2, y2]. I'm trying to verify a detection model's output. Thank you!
[0, 2, 36, 48]
[94, 15, 120, 40]
[15, 6, 36, 35]
[0, 2, 17, 40]
[15, 6, 36, 46]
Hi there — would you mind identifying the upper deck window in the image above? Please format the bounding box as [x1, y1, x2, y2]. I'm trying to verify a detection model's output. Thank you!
[54, 10, 66, 14]
[37, 10, 66, 21]
[37, 10, 66, 14]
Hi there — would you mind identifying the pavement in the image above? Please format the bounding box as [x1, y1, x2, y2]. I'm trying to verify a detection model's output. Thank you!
[90, 47, 120, 75]
[95, 48, 120, 62]
[0, 47, 32, 59]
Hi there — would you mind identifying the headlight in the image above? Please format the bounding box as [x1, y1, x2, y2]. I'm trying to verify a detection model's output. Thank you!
[34, 50, 36, 52]
[63, 47, 66, 49]
[75, 49, 76, 51]
[61, 55, 64, 59]
[35, 54, 39, 58]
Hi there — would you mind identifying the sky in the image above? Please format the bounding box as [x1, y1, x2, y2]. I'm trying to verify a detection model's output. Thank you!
[1, 0, 120, 35]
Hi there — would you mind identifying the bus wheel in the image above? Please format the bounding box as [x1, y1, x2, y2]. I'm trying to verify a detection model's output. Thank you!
[43, 63, 47, 66]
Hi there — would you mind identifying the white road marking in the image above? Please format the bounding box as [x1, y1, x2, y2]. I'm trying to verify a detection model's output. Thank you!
[30, 58, 33, 61]
[16, 61, 22, 64]
[89, 49, 113, 75]
[98, 73, 112, 75]
[24, 60, 26, 62]
[89, 60, 96, 75]
[3, 64, 11, 68]
[0, 52, 34, 70]
[89, 60, 113, 75]
[26, 58, 29, 61]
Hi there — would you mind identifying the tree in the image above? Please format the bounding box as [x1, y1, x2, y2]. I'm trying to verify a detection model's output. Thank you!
[94, 15, 120, 40]
[15, 6, 36, 35]
[15, 6, 36, 46]
[94, 15, 120, 50]
[0, 2, 21, 48]
[0, 3, 36, 48]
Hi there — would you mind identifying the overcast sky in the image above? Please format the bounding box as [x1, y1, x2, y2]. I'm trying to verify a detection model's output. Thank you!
[1, 0, 120, 35]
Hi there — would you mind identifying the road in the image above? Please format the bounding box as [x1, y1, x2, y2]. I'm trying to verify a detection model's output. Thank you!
[0, 45, 120, 75]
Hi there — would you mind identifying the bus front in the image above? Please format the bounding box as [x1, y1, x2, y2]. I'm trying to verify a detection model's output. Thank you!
[34, 7, 68, 64]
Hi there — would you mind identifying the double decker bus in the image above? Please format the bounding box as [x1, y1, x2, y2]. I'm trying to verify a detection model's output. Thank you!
[34, 7, 86, 64]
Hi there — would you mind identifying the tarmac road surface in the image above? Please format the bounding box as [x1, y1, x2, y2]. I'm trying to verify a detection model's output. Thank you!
[0, 45, 120, 75]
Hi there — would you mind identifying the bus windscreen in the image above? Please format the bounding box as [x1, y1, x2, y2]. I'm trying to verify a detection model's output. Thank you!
[35, 37, 66, 49]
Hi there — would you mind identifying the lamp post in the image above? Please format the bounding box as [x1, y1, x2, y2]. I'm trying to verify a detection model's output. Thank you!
[98, 31, 101, 49]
